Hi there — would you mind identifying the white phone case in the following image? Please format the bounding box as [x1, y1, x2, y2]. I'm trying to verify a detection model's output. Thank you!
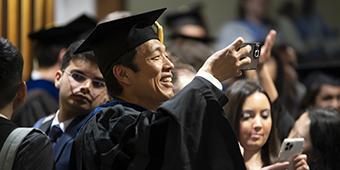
[277, 138, 304, 170]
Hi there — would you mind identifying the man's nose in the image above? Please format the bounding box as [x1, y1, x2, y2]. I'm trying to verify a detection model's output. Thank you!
[163, 56, 174, 70]
[79, 79, 91, 93]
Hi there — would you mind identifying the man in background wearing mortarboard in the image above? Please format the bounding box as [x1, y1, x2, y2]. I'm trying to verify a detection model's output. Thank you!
[164, 3, 214, 44]
[11, 15, 97, 127]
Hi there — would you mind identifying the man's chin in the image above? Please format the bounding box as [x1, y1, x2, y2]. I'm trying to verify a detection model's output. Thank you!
[162, 90, 175, 99]
[71, 105, 92, 116]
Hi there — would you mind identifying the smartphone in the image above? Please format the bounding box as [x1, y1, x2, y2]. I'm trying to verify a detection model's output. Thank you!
[277, 138, 304, 170]
[239, 42, 262, 70]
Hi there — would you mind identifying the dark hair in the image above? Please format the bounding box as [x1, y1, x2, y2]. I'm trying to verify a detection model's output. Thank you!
[168, 53, 196, 93]
[271, 47, 285, 96]
[278, 1, 298, 20]
[237, 0, 270, 21]
[32, 41, 66, 68]
[95, 47, 139, 97]
[301, 0, 315, 16]
[167, 38, 212, 71]
[300, 72, 340, 112]
[0, 37, 23, 108]
[224, 80, 280, 165]
[307, 108, 340, 170]
[61, 40, 97, 70]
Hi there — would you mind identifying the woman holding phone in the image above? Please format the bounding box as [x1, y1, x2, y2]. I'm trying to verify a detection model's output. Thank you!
[224, 80, 309, 170]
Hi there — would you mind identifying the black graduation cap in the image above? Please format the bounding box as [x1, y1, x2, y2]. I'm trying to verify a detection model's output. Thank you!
[165, 5, 205, 30]
[164, 4, 214, 43]
[29, 14, 97, 46]
[74, 8, 166, 77]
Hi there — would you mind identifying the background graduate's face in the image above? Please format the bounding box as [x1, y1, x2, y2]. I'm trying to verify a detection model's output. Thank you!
[239, 91, 272, 152]
[314, 84, 340, 112]
[129, 39, 174, 105]
[55, 58, 109, 115]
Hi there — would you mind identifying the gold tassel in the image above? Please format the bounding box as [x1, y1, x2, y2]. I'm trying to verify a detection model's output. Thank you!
[154, 21, 164, 44]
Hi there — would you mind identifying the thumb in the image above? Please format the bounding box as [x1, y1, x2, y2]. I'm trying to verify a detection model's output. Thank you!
[221, 37, 244, 53]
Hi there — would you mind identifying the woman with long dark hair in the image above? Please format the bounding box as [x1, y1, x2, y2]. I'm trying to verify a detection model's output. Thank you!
[225, 80, 308, 170]
[289, 108, 340, 170]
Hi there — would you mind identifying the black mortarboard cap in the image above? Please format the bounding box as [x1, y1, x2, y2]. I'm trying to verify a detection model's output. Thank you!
[29, 14, 97, 46]
[164, 4, 214, 43]
[165, 5, 205, 30]
[74, 8, 166, 77]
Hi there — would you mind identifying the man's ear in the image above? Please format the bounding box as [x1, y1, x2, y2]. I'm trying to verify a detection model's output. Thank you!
[13, 81, 27, 108]
[55, 70, 63, 89]
[57, 48, 67, 64]
[112, 65, 131, 86]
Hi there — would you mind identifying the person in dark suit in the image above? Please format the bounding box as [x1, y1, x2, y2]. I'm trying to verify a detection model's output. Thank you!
[0, 37, 54, 170]
[34, 41, 109, 170]
[72, 8, 290, 170]
[11, 15, 97, 127]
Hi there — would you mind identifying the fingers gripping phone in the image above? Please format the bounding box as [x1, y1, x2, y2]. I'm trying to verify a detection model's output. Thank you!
[239, 42, 262, 70]
[277, 138, 304, 170]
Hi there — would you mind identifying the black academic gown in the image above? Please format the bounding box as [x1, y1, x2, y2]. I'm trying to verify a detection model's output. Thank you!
[74, 77, 246, 170]
[0, 117, 55, 170]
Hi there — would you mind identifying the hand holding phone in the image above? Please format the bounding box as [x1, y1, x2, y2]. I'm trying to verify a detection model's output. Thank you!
[239, 42, 262, 70]
[277, 138, 304, 170]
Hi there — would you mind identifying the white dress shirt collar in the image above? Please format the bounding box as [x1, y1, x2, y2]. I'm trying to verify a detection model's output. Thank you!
[50, 110, 75, 132]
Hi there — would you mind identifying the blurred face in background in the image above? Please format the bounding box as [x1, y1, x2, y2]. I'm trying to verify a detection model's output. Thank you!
[176, 24, 207, 39]
[314, 84, 340, 112]
[243, 0, 270, 19]
[239, 91, 272, 152]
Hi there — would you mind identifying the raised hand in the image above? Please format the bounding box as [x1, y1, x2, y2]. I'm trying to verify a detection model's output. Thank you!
[260, 30, 277, 64]
[199, 37, 251, 81]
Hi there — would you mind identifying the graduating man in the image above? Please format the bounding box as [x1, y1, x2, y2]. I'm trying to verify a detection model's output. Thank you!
[73, 8, 289, 170]
[0, 37, 54, 170]
[34, 41, 109, 170]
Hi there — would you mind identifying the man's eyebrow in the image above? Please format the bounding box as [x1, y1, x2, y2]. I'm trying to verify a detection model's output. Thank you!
[151, 46, 162, 53]
[151, 43, 166, 52]
[70, 69, 83, 73]
[71, 69, 104, 80]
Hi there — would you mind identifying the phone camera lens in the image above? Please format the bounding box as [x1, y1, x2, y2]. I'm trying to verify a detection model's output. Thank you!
[254, 49, 260, 58]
